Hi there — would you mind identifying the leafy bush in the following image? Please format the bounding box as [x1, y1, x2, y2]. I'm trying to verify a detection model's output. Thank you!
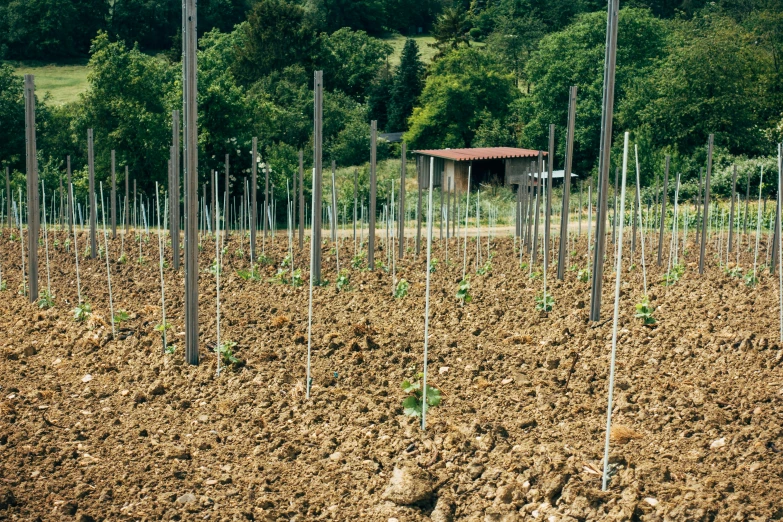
[401, 374, 441, 418]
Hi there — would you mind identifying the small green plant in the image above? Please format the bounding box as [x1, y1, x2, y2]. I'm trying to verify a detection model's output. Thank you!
[64, 238, 71, 252]
[162, 259, 170, 269]
[336, 270, 351, 291]
[727, 265, 743, 278]
[83, 246, 91, 258]
[37, 290, 55, 309]
[456, 277, 472, 304]
[634, 296, 656, 325]
[477, 259, 492, 275]
[401, 373, 442, 418]
[272, 268, 289, 284]
[17, 280, 27, 296]
[257, 254, 272, 265]
[9, 233, 18, 241]
[154, 321, 172, 334]
[234, 248, 245, 259]
[628, 263, 637, 272]
[237, 266, 261, 281]
[73, 302, 92, 322]
[207, 257, 221, 275]
[98, 246, 105, 259]
[281, 253, 292, 268]
[53, 239, 60, 249]
[113, 310, 130, 324]
[0, 281, 6, 291]
[137, 255, 146, 265]
[520, 262, 528, 270]
[529, 270, 542, 280]
[351, 252, 365, 270]
[662, 263, 685, 286]
[215, 340, 240, 366]
[165, 344, 177, 354]
[118, 253, 128, 264]
[291, 268, 304, 287]
[429, 258, 439, 273]
[577, 268, 590, 283]
[744, 270, 758, 287]
[569, 264, 579, 272]
[221, 246, 228, 257]
[394, 279, 410, 298]
[535, 292, 554, 312]
[375, 259, 388, 272]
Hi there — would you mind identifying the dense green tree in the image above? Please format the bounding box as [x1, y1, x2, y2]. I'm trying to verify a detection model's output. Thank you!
[0, 64, 24, 170]
[313, 0, 386, 34]
[0, 0, 107, 59]
[316, 28, 392, 100]
[404, 47, 518, 148]
[367, 63, 394, 130]
[431, 6, 472, 57]
[232, 0, 317, 86]
[382, 0, 443, 33]
[387, 38, 425, 131]
[518, 8, 670, 175]
[486, 2, 544, 90]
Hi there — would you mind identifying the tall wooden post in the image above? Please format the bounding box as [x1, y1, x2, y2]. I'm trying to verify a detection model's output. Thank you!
[183, 0, 199, 365]
[312, 71, 324, 282]
[728, 164, 737, 252]
[251, 137, 257, 261]
[298, 151, 304, 249]
[24, 74, 39, 301]
[657, 155, 669, 266]
[87, 128, 97, 259]
[111, 150, 117, 239]
[416, 156, 423, 256]
[368, 120, 377, 269]
[695, 168, 703, 248]
[171, 110, 180, 268]
[532, 152, 543, 265]
[589, 0, 620, 322]
[58, 167, 64, 228]
[544, 125, 554, 271]
[558, 86, 577, 280]
[399, 142, 406, 258]
[698, 134, 714, 275]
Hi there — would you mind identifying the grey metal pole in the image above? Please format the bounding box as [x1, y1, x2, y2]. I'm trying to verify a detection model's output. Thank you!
[312, 71, 324, 282]
[331, 160, 338, 243]
[368, 120, 377, 269]
[699, 134, 714, 275]
[532, 152, 543, 265]
[353, 167, 358, 245]
[184, 0, 199, 366]
[398, 142, 406, 259]
[545, 125, 554, 272]
[695, 167, 703, 248]
[589, 0, 620, 322]
[172, 110, 180, 267]
[728, 164, 737, 252]
[744, 168, 750, 236]
[416, 156, 423, 256]
[612, 167, 618, 245]
[251, 137, 257, 261]
[631, 168, 638, 255]
[264, 157, 269, 244]
[87, 128, 97, 259]
[111, 150, 117, 239]
[24, 74, 39, 302]
[299, 151, 304, 249]
[558, 86, 577, 280]
[5, 166, 10, 229]
[657, 155, 669, 266]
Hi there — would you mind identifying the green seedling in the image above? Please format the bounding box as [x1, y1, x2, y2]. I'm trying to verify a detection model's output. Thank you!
[0, 281, 7, 291]
[569, 264, 579, 272]
[37, 289, 55, 309]
[207, 258, 221, 275]
[535, 292, 554, 312]
[281, 254, 292, 268]
[165, 345, 177, 354]
[234, 248, 245, 259]
[336, 270, 351, 291]
[635, 295, 656, 325]
[456, 277, 472, 305]
[529, 270, 542, 280]
[73, 302, 92, 322]
[429, 258, 439, 273]
[65, 238, 71, 252]
[18, 280, 27, 296]
[351, 252, 366, 270]
[258, 254, 272, 265]
[237, 266, 262, 281]
[394, 279, 410, 299]
[477, 260, 492, 275]
[154, 321, 173, 334]
[727, 265, 743, 278]
[401, 373, 442, 418]
[291, 268, 304, 287]
[577, 268, 590, 283]
[118, 253, 128, 264]
[662, 264, 685, 286]
[113, 310, 130, 324]
[221, 246, 228, 257]
[744, 271, 758, 287]
[215, 340, 240, 366]
[520, 262, 528, 270]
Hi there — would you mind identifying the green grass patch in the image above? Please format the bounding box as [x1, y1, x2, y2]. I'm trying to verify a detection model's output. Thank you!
[5, 60, 89, 105]
[382, 34, 437, 66]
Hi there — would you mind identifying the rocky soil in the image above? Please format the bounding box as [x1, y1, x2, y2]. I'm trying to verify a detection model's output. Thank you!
[1, 227, 782, 521]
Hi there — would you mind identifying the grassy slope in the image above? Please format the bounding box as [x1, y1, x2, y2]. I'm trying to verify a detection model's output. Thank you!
[5, 60, 89, 105]
[382, 34, 437, 65]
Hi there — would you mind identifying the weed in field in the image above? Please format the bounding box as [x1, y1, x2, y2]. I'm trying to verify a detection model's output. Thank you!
[635, 296, 656, 325]
[37, 290, 54, 309]
[73, 302, 92, 322]
[401, 374, 441, 418]
[535, 292, 554, 312]
[394, 279, 409, 298]
[237, 266, 261, 281]
[336, 270, 351, 291]
[456, 277, 472, 304]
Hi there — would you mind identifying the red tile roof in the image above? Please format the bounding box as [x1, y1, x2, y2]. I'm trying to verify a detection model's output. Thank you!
[414, 147, 545, 161]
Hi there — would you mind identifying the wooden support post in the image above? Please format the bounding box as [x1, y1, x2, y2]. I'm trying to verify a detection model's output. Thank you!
[24, 74, 39, 301]
[589, 0, 620, 322]
[532, 152, 543, 265]
[657, 155, 669, 266]
[558, 86, 577, 280]
[299, 151, 304, 249]
[183, 0, 199, 365]
[88, 128, 97, 259]
[368, 120, 377, 269]
[728, 164, 737, 252]
[111, 150, 117, 239]
[312, 71, 324, 282]
[171, 111, 180, 267]
[545, 124, 554, 271]
[398, 142, 406, 259]
[699, 134, 714, 275]
[416, 156, 423, 256]
[251, 137, 257, 261]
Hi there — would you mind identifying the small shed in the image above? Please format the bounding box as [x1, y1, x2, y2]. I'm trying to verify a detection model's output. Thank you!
[414, 147, 546, 192]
